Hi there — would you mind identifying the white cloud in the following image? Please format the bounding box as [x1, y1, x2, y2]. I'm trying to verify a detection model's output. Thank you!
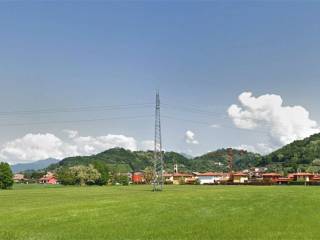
[210, 124, 221, 128]
[0, 131, 138, 164]
[228, 92, 320, 152]
[234, 143, 274, 155]
[139, 140, 154, 151]
[185, 130, 199, 145]
[73, 134, 137, 155]
[63, 129, 79, 138]
[0, 133, 77, 164]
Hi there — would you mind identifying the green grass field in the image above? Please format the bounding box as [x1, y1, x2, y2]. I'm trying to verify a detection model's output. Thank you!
[1, 184, 320, 240]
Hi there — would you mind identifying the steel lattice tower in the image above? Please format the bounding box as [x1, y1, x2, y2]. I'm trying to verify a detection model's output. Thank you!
[153, 91, 163, 191]
[227, 148, 233, 173]
[227, 148, 234, 182]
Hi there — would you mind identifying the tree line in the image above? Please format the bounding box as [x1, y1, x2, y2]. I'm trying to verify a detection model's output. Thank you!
[56, 161, 130, 186]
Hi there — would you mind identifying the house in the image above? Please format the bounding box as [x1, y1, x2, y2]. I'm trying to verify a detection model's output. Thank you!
[311, 175, 320, 182]
[262, 173, 281, 183]
[233, 173, 248, 183]
[195, 172, 223, 184]
[221, 173, 231, 182]
[276, 173, 314, 184]
[172, 173, 193, 185]
[185, 176, 197, 184]
[292, 173, 314, 182]
[276, 177, 293, 184]
[13, 173, 27, 183]
[131, 172, 145, 184]
[249, 167, 267, 179]
[39, 176, 58, 184]
[39, 172, 58, 184]
[163, 173, 173, 184]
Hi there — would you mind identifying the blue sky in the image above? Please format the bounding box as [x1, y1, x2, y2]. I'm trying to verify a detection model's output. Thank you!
[1, 1, 320, 163]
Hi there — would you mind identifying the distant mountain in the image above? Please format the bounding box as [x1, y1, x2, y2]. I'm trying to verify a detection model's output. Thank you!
[47, 148, 261, 173]
[11, 158, 60, 173]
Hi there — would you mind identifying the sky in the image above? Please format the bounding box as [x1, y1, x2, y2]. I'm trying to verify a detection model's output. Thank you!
[1, 1, 320, 163]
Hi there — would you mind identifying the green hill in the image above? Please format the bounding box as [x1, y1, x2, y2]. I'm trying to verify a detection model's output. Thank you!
[47, 133, 320, 173]
[192, 149, 262, 172]
[261, 133, 320, 172]
[49, 148, 193, 172]
[49, 148, 261, 173]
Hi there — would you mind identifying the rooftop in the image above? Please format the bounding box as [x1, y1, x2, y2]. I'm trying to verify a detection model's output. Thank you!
[196, 172, 223, 176]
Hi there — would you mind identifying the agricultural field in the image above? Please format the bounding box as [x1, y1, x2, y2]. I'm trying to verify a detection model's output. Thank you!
[1, 185, 320, 240]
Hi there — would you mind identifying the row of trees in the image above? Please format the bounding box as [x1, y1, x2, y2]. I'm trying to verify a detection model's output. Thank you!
[56, 162, 129, 186]
[0, 162, 13, 189]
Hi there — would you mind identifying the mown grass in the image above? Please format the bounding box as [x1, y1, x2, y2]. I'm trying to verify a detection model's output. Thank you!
[1, 184, 320, 240]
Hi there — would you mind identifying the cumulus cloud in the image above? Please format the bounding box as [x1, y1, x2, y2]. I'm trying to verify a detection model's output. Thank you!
[234, 143, 274, 155]
[0, 131, 138, 164]
[73, 134, 137, 155]
[228, 92, 320, 152]
[0, 133, 78, 164]
[185, 130, 199, 145]
[139, 140, 154, 151]
[63, 129, 79, 138]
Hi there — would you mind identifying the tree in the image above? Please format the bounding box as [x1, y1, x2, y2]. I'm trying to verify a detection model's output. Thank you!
[306, 165, 320, 174]
[312, 159, 320, 166]
[69, 165, 101, 186]
[0, 162, 13, 189]
[56, 167, 76, 185]
[93, 161, 109, 186]
[118, 175, 129, 186]
[143, 166, 154, 184]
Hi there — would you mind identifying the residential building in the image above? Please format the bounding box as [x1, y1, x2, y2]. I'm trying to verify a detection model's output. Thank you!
[276, 177, 293, 184]
[262, 173, 281, 183]
[131, 172, 145, 184]
[163, 173, 173, 184]
[292, 173, 314, 182]
[195, 172, 223, 184]
[39, 172, 58, 184]
[172, 173, 193, 185]
[233, 173, 248, 183]
[13, 173, 27, 183]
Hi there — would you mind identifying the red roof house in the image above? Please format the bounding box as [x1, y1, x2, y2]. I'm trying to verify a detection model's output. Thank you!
[39, 172, 58, 185]
[131, 172, 145, 184]
[277, 177, 293, 184]
[233, 172, 248, 183]
[292, 173, 314, 182]
[262, 173, 281, 183]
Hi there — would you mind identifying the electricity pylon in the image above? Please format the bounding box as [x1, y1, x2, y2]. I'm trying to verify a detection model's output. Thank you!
[227, 148, 234, 182]
[153, 91, 163, 191]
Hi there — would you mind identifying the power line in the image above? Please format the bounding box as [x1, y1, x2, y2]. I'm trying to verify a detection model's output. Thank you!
[162, 103, 228, 118]
[0, 103, 153, 117]
[0, 101, 272, 136]
[0, 115, 153, 127]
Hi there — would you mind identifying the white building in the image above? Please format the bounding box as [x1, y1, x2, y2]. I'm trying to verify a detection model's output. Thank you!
[195, 172, 223, 184]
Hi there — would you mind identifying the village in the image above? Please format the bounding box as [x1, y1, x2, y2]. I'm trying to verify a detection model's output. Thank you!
[131, 164, 320, 185]
[12, 163, 320, 186]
